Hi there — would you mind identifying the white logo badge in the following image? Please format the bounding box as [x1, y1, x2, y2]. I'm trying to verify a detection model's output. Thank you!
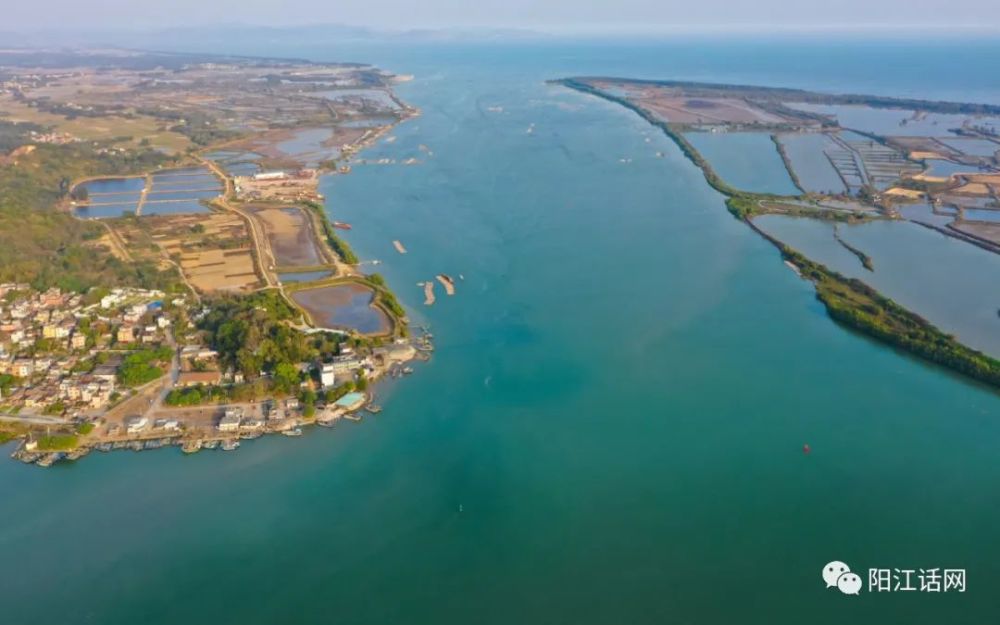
[823, 561, 860, 595]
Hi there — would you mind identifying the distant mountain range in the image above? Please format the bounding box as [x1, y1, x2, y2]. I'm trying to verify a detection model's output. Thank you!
[0, 23, 546, 49]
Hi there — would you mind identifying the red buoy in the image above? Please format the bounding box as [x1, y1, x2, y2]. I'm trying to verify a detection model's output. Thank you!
[803, 443, 811, 455]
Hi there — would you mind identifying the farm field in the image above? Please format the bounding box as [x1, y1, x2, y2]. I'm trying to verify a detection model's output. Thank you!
[0, 94, 191, 153]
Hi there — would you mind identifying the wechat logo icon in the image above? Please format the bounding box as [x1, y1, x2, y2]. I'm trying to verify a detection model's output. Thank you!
[823, 561, 861, 595]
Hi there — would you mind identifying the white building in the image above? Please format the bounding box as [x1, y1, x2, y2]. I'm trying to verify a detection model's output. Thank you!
[218, 408, 242, 432]
[126, 416, 149, 434]
[320, 363, 337, 389]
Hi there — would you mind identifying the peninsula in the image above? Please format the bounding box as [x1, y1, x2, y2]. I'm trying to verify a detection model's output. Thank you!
[0, 48, 429, 466]
[556, 77, 1000, 389]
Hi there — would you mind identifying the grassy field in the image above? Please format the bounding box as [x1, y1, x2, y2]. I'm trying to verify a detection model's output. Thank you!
[0, 95, 191, 154]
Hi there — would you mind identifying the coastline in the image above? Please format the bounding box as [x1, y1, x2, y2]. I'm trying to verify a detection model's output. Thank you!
[556, 77, 1000, 391]
[4, 62, 429, 466]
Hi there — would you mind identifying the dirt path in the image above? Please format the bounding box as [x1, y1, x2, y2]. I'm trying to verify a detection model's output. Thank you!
[100, 222, 132, 262]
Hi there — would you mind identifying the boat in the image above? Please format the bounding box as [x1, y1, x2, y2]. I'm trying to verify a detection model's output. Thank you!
[402, 366, 414, 375]
[317, 420, 336, 428]
[203, 440, 220, 450]
[240, 432, 262, 440]
[332, 221, 352, 230]
[128, 441, 144, 451]
[221, 440, 240, 451]
[283, 427, 303, 437]
[366, 404, 383, 414]
[181, 440, 203, 454]
[66, 448, 89, 461]
[37, 453, 62, 468]
[97, 443, 113, 452]
[343, 412, 362, 422]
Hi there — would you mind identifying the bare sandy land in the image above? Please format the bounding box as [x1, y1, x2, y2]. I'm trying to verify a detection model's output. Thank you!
[436, 274, 455, 295]
[953, 182, 992, 195]
[910, 151, 947, 160]
[885, 187, 925, 199]
[423, 282, 435, 306]
[393, 240, 407, 254]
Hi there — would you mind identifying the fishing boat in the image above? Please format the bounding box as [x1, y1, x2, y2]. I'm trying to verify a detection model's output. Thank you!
[402, 366, 414, 375]
[333, 221, 352, 230]
[181, 440, 203, 454]
[37, 453, 62, 468]
[283, 427, 303, 437]
[66, 448, 89, 461]
[221, 440, 240, 451]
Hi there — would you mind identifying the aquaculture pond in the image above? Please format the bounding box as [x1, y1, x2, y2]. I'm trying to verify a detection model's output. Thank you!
[276, 127, 341, 166]
[684, 132, 801, 195]
[145, 190, 220, 202]
[317, 88, 401, 110]
[73, 203, 138, 219]
[938, 137, 1000, 157]
[923, 159, 990, 177]
[291, 283, 390, 335]
[148, 177, 221, 190]
[754, 214, 1000, 357]
[785, 103, 973, 137]
[278, 271, 333, 283]
[900, 203, 956, 227]
[777, 133, 846, 194]
[341, 117, 397, 129]
[77, 177, 146, 195]
[962, 208, 1000, 223]
[141, 200, 211, 216]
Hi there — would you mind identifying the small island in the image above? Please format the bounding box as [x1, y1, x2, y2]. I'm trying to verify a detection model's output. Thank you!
[555, 77, 1000, 389]
[0, 48, 430, 466]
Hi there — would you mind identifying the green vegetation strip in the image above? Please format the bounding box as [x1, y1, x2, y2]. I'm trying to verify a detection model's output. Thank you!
[37, 434, 79, 451]
[770, 134, 806, 194]
[303, 200, 359, 264]
[795, 249, 999, 387]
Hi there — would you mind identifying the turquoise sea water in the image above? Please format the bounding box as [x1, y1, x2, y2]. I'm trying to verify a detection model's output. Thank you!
[3, 38, 1000, 625]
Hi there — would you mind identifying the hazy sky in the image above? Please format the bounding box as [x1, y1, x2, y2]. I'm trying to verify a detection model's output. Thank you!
[7, 0, 1000, 32]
